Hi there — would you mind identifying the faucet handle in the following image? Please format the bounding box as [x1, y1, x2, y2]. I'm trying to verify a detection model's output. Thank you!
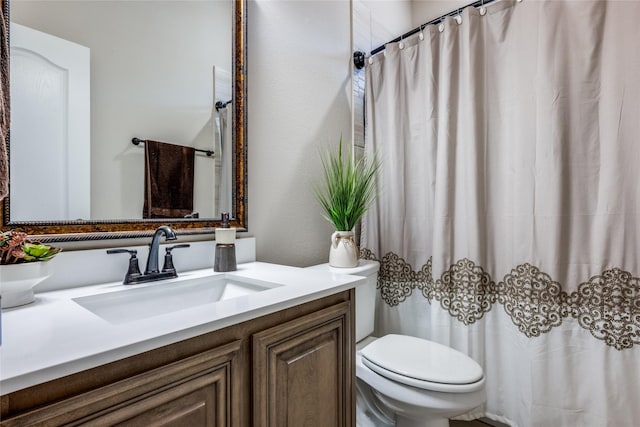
[107, 249, 142, 285]
[165, 244, 191, 253]
[107, 248, 137, 256]
[162, 244, 191, 273]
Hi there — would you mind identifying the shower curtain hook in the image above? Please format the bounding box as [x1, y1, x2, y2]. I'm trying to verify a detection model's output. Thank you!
[419, 25, 425, 41]
[399, 34, 405, 50]
[479, 0, 487, 16]
[455, 8, 463, 24]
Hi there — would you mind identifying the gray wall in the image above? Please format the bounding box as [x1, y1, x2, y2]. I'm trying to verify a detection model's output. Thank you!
[248, 0, 353, 267]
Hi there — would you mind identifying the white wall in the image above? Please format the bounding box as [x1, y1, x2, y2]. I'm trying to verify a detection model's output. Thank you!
[248, 0, 352, 267]
[355, 0, 472, 52]
[246, 0, 414, 267]
[11, 1, 232, 220]
[357, 0, 413, 52]
[353, 0, 412, 154]
[411, 0, 474, 27]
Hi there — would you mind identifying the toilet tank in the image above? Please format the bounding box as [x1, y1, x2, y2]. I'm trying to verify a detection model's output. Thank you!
[306, 260, 380, 342]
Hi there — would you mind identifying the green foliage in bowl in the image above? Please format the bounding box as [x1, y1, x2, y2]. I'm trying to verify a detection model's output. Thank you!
[0, 230, 62, 265]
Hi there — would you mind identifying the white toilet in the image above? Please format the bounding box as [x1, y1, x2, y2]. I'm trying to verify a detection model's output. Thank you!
[307, 260, 486, 427]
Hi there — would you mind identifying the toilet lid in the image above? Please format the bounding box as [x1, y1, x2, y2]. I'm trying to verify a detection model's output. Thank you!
[360, 335, 483, 391]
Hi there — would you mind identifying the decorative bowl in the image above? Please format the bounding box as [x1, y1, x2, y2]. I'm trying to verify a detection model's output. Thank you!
[0, 261, 52, 308]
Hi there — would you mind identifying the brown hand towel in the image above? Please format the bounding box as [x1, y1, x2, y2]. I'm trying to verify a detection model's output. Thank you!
[143, 140, 195, 218]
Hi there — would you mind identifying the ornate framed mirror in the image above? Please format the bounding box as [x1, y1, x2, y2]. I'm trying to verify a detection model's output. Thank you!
[0, 0, 247, 242]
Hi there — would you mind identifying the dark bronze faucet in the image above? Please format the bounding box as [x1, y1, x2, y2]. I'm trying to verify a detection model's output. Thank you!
[145, 225, 177, 274]
[107, 226, 190, 285]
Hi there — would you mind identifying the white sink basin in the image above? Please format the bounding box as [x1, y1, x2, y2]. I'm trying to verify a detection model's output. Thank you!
[73, 275, 281, 324]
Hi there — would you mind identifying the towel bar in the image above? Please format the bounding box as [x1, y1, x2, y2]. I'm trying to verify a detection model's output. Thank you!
[132, 137, 214, 157]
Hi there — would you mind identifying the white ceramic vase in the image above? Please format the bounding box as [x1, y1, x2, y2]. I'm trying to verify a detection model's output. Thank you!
[329, 231, 359, 268]
[0, 261, 52, 309]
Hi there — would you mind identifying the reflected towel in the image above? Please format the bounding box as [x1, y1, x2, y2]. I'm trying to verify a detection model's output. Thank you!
[143, 140, 195, 218]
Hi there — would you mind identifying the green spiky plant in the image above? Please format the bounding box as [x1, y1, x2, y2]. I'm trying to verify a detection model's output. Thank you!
[314, 138, 380, 231]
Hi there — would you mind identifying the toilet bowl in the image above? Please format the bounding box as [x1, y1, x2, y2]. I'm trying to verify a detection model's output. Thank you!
[306, 260, 486, 427]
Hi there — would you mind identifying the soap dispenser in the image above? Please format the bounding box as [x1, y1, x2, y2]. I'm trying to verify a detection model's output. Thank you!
[214, 212, 237, 272]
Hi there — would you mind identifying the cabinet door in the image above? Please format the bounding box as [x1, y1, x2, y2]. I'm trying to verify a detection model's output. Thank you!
[1, 340, 242, 427]
[91, 361, 231, 427]
[253, 301, 354, 427]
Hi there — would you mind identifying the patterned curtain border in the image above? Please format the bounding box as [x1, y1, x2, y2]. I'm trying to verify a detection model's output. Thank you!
[360, 248, 640, 351]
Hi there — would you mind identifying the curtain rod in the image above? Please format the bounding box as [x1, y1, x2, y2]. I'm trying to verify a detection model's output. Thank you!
[132, 137, 214, 157]
[215, 100, 232, 110]
[369, 0, 499, 56]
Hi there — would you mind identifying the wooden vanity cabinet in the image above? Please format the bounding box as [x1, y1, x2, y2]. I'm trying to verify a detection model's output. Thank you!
[0, 290, 355, 427]
[253, 303, 352, 427]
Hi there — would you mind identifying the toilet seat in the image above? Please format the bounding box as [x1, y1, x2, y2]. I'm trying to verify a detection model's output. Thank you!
[360, 334, 484, 393]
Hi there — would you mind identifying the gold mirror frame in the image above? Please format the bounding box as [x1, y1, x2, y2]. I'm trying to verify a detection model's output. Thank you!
[0, 0, 247, 242]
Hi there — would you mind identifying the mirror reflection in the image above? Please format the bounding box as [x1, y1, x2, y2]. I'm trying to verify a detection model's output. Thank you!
[9, 0, 233, 222]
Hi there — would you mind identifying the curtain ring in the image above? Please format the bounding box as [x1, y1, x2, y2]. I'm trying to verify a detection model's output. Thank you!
[418, 25, 424, 41]
[399, 35, 404, 50]
[479, 0, 487, 16]
[455, 8, 462, 24]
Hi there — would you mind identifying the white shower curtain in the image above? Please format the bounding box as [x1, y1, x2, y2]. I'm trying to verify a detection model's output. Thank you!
[361, 1, 640, 426]
[216, 103, 235, 217]
[217, 104, 233, 216]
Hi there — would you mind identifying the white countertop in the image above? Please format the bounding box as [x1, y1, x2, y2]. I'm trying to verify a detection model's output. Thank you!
[0, 262, 364, 395]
